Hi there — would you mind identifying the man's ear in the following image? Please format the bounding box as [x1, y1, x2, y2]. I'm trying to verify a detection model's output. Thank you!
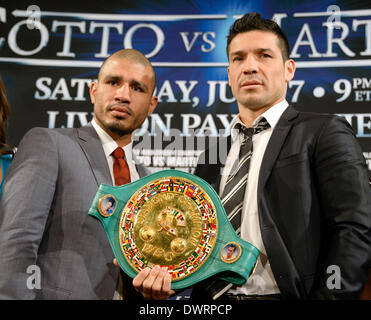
[285, 59, 296, 83]
[147, 96, 158, 116]
[89, 82, 98, 104]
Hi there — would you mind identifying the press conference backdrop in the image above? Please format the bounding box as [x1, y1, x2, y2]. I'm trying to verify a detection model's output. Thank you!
[1, 0, 371, 176]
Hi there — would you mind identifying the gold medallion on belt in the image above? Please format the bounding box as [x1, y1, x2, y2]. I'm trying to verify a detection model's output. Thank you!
[119, 176, 218, 282]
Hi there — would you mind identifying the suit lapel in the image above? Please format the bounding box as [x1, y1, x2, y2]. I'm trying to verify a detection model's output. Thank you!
[76, 123, 112, 186]
[258, 106, 299, 195]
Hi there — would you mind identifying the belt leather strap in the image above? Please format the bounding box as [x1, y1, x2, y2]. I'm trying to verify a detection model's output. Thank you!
[88, 169, 259, 290]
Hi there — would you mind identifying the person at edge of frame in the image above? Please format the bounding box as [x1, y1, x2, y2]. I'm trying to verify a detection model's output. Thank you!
[0, 76, 14, 199]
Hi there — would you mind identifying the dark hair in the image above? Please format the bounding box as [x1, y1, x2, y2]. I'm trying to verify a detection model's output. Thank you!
[226, 12, 290, 61]
[0, 76, 10, 155]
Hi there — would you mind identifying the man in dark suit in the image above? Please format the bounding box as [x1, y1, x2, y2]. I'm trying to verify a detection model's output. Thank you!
[0, 49, 172, 299]
[192, 12, 371, 300]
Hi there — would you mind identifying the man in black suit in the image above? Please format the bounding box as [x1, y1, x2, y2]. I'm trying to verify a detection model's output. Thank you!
[192, 12, 371, 300]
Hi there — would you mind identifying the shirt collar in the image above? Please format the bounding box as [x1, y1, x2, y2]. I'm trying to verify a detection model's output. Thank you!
[231, 99, 289, 140]
[91, 119, 134, 162]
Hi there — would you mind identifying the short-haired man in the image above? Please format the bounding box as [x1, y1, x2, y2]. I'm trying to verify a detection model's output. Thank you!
[193, 12, 371, 300]
[0, 49, 172, 300]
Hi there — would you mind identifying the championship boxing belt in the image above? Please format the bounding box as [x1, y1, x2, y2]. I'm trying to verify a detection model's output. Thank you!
[88, 169, 259, 289]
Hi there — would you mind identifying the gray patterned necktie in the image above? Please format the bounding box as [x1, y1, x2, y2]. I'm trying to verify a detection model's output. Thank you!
[221, 118, 270, 234]
[203, 118, 270, 300]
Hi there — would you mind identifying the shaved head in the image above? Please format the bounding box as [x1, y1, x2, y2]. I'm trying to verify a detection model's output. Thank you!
[98, 49, 156, 94]
[90, 48, 158, 144]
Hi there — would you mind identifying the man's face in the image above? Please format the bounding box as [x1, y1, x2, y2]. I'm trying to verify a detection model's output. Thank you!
[227, 30, 295, 112]
[103, 201, 113, 212]
[227, 246, 236, 258]
[90, 57, 157, 138]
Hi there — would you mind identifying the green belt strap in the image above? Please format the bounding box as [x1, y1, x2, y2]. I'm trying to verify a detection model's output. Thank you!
[88, 169, 259, 290]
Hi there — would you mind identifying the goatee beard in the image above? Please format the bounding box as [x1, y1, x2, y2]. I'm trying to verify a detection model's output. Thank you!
[96, 116, 133, 137]
[104, 121, 133, 137]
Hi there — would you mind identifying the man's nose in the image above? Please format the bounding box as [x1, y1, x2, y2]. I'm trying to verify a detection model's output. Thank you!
[243, 55, 259, 74]
[114, 83, 130, 103]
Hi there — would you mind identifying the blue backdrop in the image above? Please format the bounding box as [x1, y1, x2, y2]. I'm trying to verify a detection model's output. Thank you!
[1, 0, 371, 174]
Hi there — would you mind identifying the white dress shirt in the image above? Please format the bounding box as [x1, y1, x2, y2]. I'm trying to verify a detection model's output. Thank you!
[220, 100, 289, 296]
[91, 119, 140, 300]
[91, 119, 140, 184]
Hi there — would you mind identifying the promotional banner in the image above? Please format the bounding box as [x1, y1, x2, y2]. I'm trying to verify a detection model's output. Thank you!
[1, 0, 370, 175]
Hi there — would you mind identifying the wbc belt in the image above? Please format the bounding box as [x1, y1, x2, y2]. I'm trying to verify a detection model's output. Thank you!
[88, 169, 259, 290]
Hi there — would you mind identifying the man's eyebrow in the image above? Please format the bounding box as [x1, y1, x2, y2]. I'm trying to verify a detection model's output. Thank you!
[230, 50, 244, 57]
[131, 79, 149, 92]
[102, 75, 122, 82]
[256, 48, 274, 54]
[102, 76, 149, 91]
[230, 48, 275, 56]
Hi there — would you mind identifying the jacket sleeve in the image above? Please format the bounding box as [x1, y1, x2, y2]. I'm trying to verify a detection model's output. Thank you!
[0, 128, 59, 299]
[310, 116, 371, 299]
